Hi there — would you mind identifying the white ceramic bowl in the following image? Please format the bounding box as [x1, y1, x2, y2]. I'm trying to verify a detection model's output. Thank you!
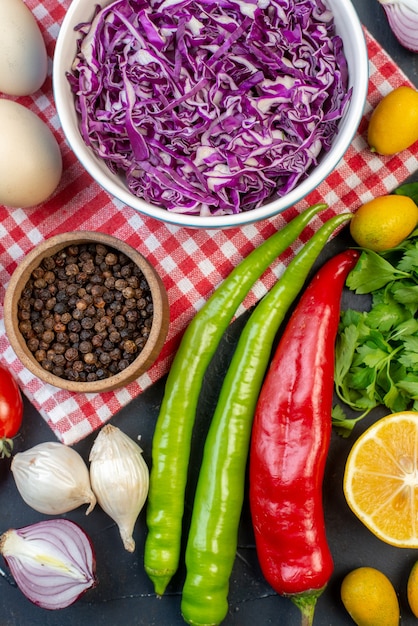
[53, 0, 368, 230]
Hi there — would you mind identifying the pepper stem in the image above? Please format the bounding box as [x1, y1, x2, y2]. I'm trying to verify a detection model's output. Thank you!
[290, 587, 325, 626]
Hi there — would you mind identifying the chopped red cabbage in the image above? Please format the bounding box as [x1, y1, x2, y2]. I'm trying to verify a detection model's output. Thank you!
[68, 0, 351, 216]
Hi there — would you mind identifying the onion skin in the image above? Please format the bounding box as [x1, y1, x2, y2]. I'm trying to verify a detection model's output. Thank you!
[0, 519, 97, 610]
[378, 0, 418, 52]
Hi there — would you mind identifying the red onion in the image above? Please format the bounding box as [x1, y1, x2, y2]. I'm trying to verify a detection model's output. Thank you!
[378, 0, 418, 52]
[0, 519, 97, 610]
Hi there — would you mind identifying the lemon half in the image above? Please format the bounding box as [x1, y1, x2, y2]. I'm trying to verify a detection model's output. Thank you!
[344, 411, 418, 548]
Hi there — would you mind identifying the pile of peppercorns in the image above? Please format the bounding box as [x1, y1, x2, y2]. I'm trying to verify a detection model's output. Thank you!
[17, 242, 154, 382]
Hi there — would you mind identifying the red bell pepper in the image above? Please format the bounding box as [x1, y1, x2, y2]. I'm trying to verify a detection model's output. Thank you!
[249, 248, 360, 626]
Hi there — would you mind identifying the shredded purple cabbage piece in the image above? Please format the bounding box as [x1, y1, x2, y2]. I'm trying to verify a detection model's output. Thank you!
[68, 0, 352, 216]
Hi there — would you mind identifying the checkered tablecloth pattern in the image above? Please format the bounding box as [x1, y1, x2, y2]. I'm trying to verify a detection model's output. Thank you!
[0, 1, 417, 445]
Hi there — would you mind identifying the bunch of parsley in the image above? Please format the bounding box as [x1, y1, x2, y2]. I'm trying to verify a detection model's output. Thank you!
[333, 184, 418, 437]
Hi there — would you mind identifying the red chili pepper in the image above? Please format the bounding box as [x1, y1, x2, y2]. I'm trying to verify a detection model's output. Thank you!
[249, 248, 360, 626]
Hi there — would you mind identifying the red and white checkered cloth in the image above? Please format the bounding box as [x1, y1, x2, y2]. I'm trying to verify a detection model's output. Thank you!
[0, 1, 417, 445]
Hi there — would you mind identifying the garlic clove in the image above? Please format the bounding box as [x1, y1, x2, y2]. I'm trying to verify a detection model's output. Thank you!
[11, 441, 96, 515]
[89, 424, 150, 552]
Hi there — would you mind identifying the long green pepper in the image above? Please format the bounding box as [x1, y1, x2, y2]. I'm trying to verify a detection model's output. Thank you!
[180, 212, 353, 626]
[144, 203, 327, 595]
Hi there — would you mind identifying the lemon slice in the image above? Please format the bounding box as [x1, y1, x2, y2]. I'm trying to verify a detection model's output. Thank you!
[343, 411, 418, 548]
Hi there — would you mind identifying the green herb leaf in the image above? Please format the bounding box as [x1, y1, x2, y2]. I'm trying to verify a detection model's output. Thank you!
[392, 284, 418, 316]
[394, 182, 418, 204]
[396, 243, 418, 273]
[331, 404, 357, 437]
[397, 374, 418, 400]
[397, 336, 418, 369]
[335, 324, 358, 382]
[389, 318, 418, 341]
[346, 250, 410, 294]
[335, 233, 418, 436]
[356, 344, 390, 369]
[366, 302, 406, 332]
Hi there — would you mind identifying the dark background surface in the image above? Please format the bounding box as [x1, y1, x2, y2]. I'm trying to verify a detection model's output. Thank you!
[2, 1, 418, 624]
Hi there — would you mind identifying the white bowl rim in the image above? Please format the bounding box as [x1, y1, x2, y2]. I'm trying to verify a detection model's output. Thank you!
[53, 0, 369, 230]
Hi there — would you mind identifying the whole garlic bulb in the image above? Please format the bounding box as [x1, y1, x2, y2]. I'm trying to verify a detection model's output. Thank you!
[89, 424, 149, 552]
[11, 441, 96, 515]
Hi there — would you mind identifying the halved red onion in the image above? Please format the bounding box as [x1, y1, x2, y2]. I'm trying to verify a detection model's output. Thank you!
[379, 0, 418, 52]
[0, 519, 97, 610]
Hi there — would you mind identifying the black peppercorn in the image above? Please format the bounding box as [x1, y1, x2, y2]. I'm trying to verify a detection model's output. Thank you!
[92, 334, 104, 348]
[81, 317, 95, 330]
[56, 332, 69, 345]
[41, 359, 54, 372]
[17, 241, 154, 382]
[84, 352, 97, 365]
[108, 330, 121, 343]
[34, 349, 47, 362]
[65, 263, 79, 276]
[27, 337, 40, 352]
[114, 315, 126, 329]
[33, 278, 47, 289]
[72, 308, 84, 321]
[41, 330, 55, 344]
[61, 312, 72, 324]
[104, 252, 118, 266]
[123, 340, 137, 355]
[45, 298, 57, 311]
[65, 347, 79, 362]
[18, 320, 32, 336]
[53, 354, 66, 367]
[99, 352, 111, 366]
[68, 332, 80, 344]
[79, 341, 93, 354]
[54, 302, 67, 315]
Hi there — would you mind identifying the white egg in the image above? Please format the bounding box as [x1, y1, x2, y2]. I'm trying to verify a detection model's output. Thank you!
[0, 99, 63, 208]
[0, 0, 48, 96]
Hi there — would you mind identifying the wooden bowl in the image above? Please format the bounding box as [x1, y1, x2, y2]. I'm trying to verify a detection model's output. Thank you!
[4, 231, 169, 392]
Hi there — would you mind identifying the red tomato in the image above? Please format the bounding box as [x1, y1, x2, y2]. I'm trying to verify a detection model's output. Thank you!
[0, 363, 23, 441]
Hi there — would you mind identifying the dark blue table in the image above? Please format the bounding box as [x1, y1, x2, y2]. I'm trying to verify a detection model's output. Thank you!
[2, 1, 418, 624]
